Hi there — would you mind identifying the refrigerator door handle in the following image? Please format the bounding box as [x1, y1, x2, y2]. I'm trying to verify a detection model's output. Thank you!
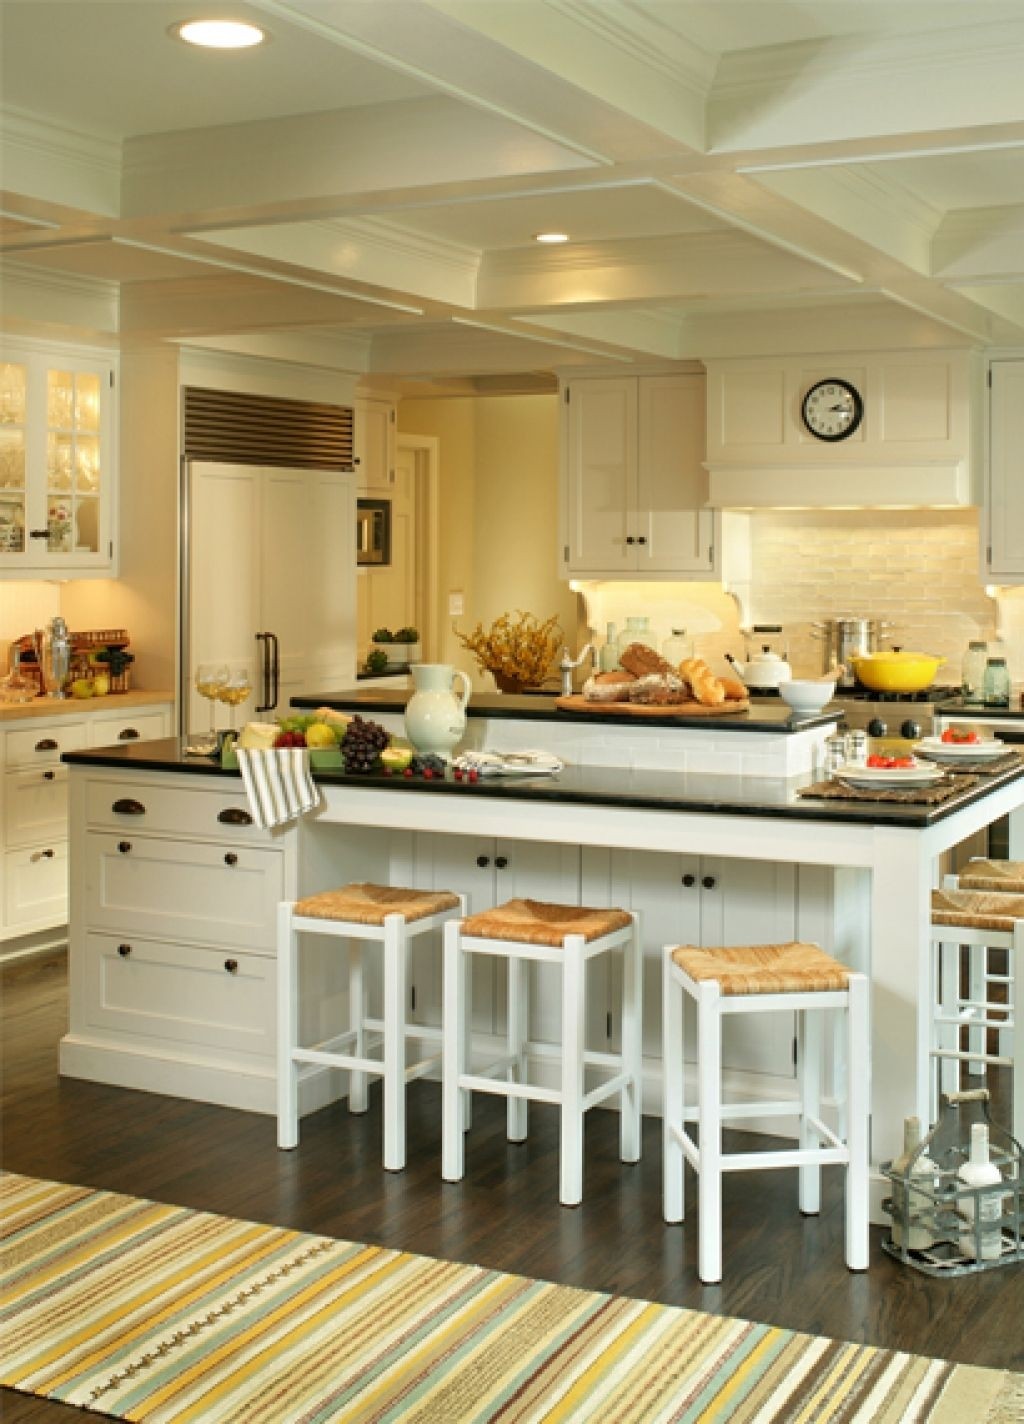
[268, 631, 280, 710]
[254, 632, 271, 712]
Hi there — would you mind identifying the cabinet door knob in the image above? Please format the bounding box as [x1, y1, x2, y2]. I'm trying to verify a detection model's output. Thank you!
[682, 873, 696, 887]
[224, 958, 239, 974]
[701, 875, 716, 890]
[217, 807, 253, 826]
[117, 840, 132, 854]
[495, 855, 509, 870]
[118, 943, 132, 958]
[625, 535, 635, 545]
[35, 738, 58, 752]
[224, 852, 238, 867]
[637, 535, 648, 546]
[476, 854, 491, 868]
[117, 727, 140, 740]
[112, 798, 146, 816]
[43, 769, 56, 781]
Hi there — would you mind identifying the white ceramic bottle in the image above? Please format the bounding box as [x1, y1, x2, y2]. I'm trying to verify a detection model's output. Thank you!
[957, 1122, 1004, 1260]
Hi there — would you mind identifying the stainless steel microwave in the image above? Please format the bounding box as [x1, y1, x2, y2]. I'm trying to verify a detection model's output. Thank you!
[356, 498, 391, 566]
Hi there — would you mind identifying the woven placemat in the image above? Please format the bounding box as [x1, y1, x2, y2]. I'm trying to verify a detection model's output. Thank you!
[798, 774, 978, 805]
[915, 750, 1022, 777]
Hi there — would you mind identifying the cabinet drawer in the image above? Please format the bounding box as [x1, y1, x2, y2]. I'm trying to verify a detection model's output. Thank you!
[88, 710, 168, 750]
[85, 833, 283, 951]
[84, 778, 271, 843]
[81, 932, 274, 1061]
[4, 765, 68, 848]
[7, 721, 88, 768]
[4, 843, 67, 929]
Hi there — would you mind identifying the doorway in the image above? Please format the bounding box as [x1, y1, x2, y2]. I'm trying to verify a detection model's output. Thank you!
[356, 436, 438, 663]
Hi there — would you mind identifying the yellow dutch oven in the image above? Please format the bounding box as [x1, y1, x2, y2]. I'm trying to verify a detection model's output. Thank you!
[848, 648, 946, 693]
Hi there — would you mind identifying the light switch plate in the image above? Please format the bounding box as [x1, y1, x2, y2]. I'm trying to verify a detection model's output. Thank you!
[448, 591, 465, 616]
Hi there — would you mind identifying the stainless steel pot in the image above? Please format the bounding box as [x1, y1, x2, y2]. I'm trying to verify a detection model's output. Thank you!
[810, 618, 894, 688]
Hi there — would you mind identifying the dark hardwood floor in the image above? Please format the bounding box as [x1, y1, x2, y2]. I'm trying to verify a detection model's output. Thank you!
[2, 948, 1022, 1421]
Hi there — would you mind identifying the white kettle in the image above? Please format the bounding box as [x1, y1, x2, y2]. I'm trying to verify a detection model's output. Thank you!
[726, 645, 793, 690]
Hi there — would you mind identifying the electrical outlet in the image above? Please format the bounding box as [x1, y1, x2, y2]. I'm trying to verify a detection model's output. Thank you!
[448, 591, 465, 617]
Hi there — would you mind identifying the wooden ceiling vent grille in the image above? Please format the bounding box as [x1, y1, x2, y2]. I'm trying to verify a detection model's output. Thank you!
[182, 387, 354, 470]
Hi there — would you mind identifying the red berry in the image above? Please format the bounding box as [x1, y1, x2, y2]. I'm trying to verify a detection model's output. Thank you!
[423, 768, 434, 779]
[403, 767, 413, 778]
[468, 769, 479, 783]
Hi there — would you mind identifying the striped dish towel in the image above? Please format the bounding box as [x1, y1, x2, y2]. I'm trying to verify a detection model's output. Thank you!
[236, 747, 321, 830]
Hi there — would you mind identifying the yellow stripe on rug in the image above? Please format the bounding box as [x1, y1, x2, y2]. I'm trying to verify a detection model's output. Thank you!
[0, 1173, 1016, 1424]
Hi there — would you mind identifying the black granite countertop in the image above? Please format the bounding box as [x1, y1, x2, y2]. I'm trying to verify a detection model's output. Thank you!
[291, 688, 841, 735]
[62, 737, 1024, 829]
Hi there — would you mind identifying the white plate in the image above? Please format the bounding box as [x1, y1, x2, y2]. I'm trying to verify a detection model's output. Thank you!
[836, 762, 945, 790]
[916, 735, 1006, 760]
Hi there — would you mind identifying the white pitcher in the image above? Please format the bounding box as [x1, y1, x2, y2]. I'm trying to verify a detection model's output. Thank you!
[404, 664, 472, 756]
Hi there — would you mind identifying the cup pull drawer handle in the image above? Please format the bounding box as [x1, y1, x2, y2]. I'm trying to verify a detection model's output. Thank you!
[224, 959, 239, 974]
[36, 848, 55, 860]
[118, 943, 132, 958]
[112, 798, 146, 815]
[682, 873, 696, 887]
[35, 738, 59, 752]
[117, 841, 132, 854]
[43, 770, 56, 781]
[118, 727, 140, 740]
[217, 808, 253, 826]
[701, 875, 716, 890]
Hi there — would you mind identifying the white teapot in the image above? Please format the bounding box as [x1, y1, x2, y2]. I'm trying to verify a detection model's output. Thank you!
[727, 645, 793, 690]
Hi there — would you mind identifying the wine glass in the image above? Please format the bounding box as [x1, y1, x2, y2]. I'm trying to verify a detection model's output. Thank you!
[191, 663, 227, 753]
[217, 664, 253, 730]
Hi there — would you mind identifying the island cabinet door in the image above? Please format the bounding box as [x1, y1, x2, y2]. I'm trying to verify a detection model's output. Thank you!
[407, 833, 580, 1041]
[603, 849, 797, 1079]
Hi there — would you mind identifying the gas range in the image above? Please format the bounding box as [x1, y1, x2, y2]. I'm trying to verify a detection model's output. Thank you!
[831, 685, 960, 740]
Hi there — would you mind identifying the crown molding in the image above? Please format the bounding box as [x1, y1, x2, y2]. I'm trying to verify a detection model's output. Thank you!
[0, 257, 118, 300]
[316, 216, 481, 273]
[0, 105, 121, 178]
[546, 0, 716, 96]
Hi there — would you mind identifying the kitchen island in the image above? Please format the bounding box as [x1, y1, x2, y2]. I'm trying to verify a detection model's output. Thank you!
[62, 707, 1024, 1220]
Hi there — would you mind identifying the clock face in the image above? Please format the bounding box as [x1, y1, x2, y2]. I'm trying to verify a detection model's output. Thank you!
[801, 379, 864, 442]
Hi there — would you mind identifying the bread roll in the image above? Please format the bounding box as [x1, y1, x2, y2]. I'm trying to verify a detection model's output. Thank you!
[720, 675, 747, 702]
[690, 670, 726, 706]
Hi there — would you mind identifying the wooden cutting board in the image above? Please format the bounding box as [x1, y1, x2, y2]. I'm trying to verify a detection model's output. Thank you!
[554, 695, 750, 717]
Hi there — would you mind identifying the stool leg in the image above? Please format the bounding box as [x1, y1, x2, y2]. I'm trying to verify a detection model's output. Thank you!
[620, 917, 642, 1164]
[662, 954, 684, 1224]
[934, 939, 961, 1117]
[276, 903, 300, 1150]
[697, 981, 723, 1285]
[845, 975, 869, 1272]
[382, 915, 407, 1172]
[560, 936, 586, 1207]
[799, 1006, 822, 1215]
[968, 944, 988, 1076]
[507, 955, 528, 1143]
[1013, 926, 1024, 1149]
[348, 939, 368, 1115]
[832, 1007, 847, 1143]
[442, 921, 466, 1183]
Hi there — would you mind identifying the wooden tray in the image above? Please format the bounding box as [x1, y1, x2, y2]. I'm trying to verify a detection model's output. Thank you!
[554, 695, 750, 718]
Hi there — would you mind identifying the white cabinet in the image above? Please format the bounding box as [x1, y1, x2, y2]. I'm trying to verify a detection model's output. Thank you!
[0, 343, 117, 577]
[986, 359, 1024, 580]
[0, 702, 171, 951]
[561, 373, 716, 578]
[187, 462, 357, 728]
[353, 397, 396, 490]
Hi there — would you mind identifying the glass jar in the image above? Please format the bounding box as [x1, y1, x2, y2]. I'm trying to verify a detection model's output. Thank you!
[961, 641, 988, 705]
[617, 615, 657, 660]
[983, 656, 1010, 708]
[662, 627, 694, 667]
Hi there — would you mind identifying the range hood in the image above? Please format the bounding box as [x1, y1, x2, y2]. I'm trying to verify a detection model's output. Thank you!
[706, 460, 972, 510]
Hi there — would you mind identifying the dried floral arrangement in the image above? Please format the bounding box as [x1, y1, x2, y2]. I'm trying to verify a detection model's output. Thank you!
[456, 610, 562, 690]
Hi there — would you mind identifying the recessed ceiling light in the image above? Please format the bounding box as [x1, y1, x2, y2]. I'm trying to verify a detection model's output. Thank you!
[172, 19, 267, 49]
[534, 232, 569, 244]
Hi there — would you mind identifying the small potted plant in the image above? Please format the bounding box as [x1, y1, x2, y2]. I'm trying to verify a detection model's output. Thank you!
[372, 626, 421, 666]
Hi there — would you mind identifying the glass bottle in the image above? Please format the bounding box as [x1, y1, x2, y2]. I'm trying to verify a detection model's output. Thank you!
[617, 615, 657, 660]
[599, 622, 619, 673]
[662, 627, 694, 668]
[961, 641, 988, 705]
[983, 656, 1010, 709]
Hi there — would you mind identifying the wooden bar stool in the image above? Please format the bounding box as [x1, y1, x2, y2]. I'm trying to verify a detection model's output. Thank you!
[277, 883, 465, 1171]
[662, 940, 869, 1285]
[931, 885, 1024, 1146]
[441, 898, 642, 1206]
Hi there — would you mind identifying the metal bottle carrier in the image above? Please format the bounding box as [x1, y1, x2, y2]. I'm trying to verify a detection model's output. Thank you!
[881, 1090, 1023, 1276]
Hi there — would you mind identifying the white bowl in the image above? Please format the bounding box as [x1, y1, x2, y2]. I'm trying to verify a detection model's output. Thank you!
[779, 679, 837, 716]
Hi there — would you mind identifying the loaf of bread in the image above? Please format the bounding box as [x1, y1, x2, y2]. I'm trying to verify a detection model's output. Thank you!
[593, 670, 636, 686]
[582, 672, 635, 703]
[619, 642, 674, 679]
[627, 673, 691, 706]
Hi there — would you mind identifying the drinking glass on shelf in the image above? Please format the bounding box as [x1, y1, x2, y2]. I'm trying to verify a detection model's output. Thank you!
[188, 663, 227, 754]
[217, 664, 253, 729]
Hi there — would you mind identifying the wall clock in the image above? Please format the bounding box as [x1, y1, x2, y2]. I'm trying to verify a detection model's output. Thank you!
[801, 378, 864, 442]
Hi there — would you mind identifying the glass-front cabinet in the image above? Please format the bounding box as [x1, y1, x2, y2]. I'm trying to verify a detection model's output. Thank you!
[0, 345, 116, 576]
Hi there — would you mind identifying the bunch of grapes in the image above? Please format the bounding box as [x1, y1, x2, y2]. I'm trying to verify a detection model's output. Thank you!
[408, 754, 447, 780]
[341, 716, 390, 773]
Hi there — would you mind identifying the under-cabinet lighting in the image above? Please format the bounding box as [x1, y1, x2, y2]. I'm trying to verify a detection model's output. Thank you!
[534, 232, 569, 244]
[172, 19, 266, 48]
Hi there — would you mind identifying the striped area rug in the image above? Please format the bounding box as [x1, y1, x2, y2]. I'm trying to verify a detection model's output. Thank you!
[1, 1174, 1018, 1424]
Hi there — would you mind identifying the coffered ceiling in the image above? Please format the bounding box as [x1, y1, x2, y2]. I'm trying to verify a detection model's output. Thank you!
[2, 0, 1023, 380]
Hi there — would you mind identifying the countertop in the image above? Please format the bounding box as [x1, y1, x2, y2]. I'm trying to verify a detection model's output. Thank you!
[291, 688, 841, 735]
[62, 736, 1024, 829]
[0, 689, 175, 722]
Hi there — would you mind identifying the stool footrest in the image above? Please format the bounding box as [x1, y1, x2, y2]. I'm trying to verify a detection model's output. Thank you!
[458, 1073, 561, 1107]
[933, 1046, 1011, 1067]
